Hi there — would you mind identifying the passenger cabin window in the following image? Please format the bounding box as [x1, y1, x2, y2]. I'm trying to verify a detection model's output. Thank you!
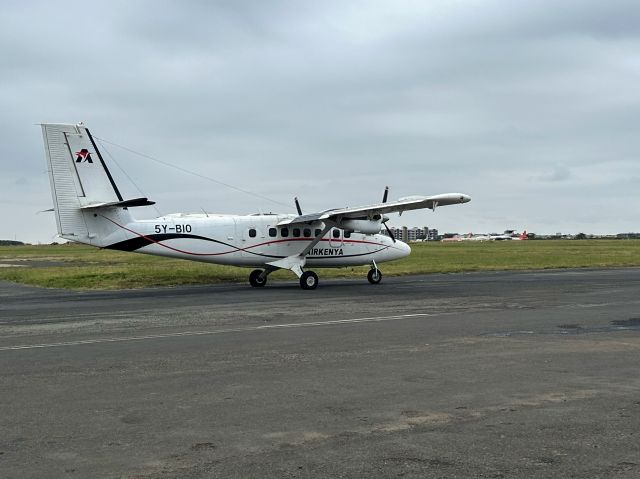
[303, 228, 311, 238]
[344, 231, 352, 238]
[280, 227, 289, 237]
[293, 228, 301, 237]
[249, 228, 257, 238]
[315, 229, 322, 237]
[269, 227, 277, 237]
[332, 229, 340, 239]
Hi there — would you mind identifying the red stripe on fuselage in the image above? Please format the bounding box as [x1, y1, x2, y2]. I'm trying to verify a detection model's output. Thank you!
[102, 216, 390, 257]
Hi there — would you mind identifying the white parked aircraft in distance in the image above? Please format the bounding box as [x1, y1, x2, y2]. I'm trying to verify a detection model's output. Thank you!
[490, 230, 528, 241]
[459, 233, 491, 242]
[41, 123, 471, 289]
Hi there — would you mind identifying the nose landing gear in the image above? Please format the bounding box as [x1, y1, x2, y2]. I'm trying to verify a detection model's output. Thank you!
[367, 268, 382, 284]
[368, 259, 382, 284]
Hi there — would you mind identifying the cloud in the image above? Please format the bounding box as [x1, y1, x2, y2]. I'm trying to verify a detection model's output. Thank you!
[1, 0, 639, 242]
[535, 164, 572, 182]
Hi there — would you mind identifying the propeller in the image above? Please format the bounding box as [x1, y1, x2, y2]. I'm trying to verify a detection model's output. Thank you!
[380, 187, 395, 241]
[294, 197, 302, 216]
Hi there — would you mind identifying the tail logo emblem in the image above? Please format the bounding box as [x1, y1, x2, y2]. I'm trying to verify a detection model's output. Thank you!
[75, 148, 93, 163]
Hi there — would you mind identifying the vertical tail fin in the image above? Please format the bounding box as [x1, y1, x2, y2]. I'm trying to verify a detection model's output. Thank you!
[41, 123, 153, 245]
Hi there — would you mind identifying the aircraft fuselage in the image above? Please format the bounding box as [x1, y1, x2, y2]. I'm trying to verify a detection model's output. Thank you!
[102, 213, 411, 268]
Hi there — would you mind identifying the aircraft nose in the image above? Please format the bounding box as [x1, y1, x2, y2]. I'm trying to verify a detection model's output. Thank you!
[393, 240, 411, 258]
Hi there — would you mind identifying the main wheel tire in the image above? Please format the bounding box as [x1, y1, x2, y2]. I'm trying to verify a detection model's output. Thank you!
[300, 271, 318, 290]
[249, 269, 267, 287]
[367, 268, 382, 284]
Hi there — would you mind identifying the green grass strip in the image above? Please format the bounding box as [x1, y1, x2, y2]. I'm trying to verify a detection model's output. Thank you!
[0, 240, 638, 290]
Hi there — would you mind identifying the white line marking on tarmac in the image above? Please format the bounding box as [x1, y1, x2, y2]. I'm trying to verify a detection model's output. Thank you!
[0, 313, 433, 352]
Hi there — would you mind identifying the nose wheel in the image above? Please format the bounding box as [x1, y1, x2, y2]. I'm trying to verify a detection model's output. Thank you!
[367, 268, 382, 284]
[300, 271, 318, 290]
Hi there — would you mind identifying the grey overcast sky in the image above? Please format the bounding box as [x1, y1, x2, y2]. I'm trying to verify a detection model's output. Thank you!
[1, 0, 639, 243]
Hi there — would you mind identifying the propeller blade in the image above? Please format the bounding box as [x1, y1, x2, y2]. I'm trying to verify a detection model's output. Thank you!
[382, 186, 389, 204]
[384, 221, 396, 243]
[294, 197, 302, 216]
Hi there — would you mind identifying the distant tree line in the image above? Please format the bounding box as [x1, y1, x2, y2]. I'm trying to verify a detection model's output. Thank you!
[0, 240, 25, 246]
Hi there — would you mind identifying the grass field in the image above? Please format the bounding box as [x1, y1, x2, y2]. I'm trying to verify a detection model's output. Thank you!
[0, 240, 639, 290]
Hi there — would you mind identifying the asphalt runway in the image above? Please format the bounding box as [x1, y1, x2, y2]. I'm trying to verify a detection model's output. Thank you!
[1, 268, 640, 478]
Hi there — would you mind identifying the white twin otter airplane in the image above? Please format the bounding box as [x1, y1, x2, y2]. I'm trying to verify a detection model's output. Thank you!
[41, 123, 471, 290]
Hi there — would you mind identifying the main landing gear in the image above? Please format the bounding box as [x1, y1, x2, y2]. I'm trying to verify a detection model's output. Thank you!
[248, 268, 319, 289]
[249, 269, 268, 287]
[300, 271, 318, 290]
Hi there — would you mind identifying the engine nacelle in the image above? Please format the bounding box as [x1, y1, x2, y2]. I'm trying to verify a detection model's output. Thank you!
[339, 218, 382, 234]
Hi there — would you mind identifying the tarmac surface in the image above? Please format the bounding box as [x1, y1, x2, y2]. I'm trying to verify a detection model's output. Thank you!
[1, 268, 640, 478]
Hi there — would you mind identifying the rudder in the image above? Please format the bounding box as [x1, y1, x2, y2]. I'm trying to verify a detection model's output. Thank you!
[41, 123, 137, 244]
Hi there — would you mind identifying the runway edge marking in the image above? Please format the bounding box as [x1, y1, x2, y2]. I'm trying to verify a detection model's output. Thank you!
[0, 313, 433, 352]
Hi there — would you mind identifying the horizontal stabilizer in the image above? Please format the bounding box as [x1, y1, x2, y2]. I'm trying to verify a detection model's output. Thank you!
[80, 197, 155, 210]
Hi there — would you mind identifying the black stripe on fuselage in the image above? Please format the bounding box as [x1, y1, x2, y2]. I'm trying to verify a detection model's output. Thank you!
[105, 233, 390, 261]
[105, 233, 285, 259]
[105, 233, 221, 252]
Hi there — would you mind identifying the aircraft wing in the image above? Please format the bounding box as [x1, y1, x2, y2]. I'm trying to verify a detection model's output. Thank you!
[278, 193, 470, 226]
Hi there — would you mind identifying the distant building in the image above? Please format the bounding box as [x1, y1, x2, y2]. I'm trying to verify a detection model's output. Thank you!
[385, 227, 439, 242]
